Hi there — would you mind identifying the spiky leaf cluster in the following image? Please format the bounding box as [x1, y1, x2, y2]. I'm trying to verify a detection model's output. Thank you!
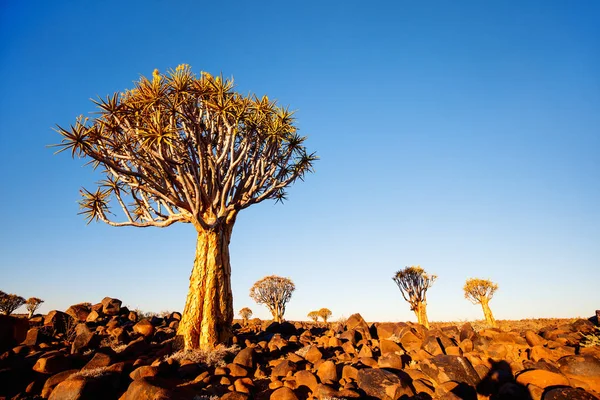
[464, 278, 498, 305]
[250, 275, 295, 318]
[53, 65, 317, 230]
[392, 266, 436, 311]
[0, 292, 26, 316]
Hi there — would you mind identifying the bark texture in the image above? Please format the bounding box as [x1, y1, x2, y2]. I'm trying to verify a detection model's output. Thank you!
[481, 300, 496, 328]
[414, 302, 430, 329]
[178, 223, 234, 350]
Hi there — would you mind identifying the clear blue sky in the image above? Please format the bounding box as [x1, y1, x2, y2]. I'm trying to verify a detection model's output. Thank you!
[1, 1, 598, 323]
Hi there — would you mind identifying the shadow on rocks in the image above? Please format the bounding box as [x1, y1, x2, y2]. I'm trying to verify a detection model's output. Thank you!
[477, 359, 532, 400]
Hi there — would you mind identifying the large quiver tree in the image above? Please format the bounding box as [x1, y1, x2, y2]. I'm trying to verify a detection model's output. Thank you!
[54, 65, 316, 350]
[464, 278, 498, 328]
[392, 266, 436, 329]
[250, 275, 295, 323]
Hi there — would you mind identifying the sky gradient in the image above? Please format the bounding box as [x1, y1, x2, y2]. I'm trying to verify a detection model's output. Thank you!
[1, 1, 598, 323]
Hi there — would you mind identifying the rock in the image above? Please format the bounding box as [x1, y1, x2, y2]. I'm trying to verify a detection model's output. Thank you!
[48, 372, 120, 400]
[71, 323, 97, 354]
[542, 387, 600, 400]
[304, 346, 323, 364]
[515, 369, 570, 388]
[266, 321, 297, 336]
[421, 333, 445, 356]
[0, 315, 29, 352]
[101, 297, 122, 316]
[44, 311, 74, 335]
[65, 303, 92, 322]
[33, 353, 71, 374]
[314, 383, 340, 398]
[557, 355, 600, 392]
[222, 392, 249, 400]
[119, 377, 172, 400]
[40, 369, 78, 398]
[316, 360, 338, 384]
[22, 327, 49, 347]
[376, 322, 403, 340]
[270, 386, 298, 400]
[227, 362, 248, 377]
[378, 353, 404, 370]
[400, 330, 422, 352]
[272, 360, 296, 377]
[459, 323, 477, 341]
[420, 355, 480, 387]
[233, 347, 255, 368]
[342, 365, 358, 381]
[357, 368, 415, 399]
[82, 352, 112, 370]
[345, 313, 372, 340]
[380, 339, 403, 355]
[133, 319, 155, 337]
[525, 330, 546, 346]
[86, 310, 101, 323]
[130, 365, 160, 380]
[293, 370, 318, 391]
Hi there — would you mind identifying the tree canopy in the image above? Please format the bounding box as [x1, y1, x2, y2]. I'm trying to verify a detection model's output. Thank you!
[464, 278, 498, 304]
[250, 275, 295, 322]
[392, 266, 436, 311]
[53, 65, 316, 232]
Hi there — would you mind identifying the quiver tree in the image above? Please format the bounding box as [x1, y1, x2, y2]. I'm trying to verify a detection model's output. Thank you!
[318, 307, 332, 323]
[0, 292, 26, 316]
[53, 65, 316, 350]
[249, 275, 295, 323]
[26, 297, 44, 318]
[392, 266, 436, 328]
[464, 278, 498, 328]
[307, 311, 319, 322]
[239, 307, 252, 325]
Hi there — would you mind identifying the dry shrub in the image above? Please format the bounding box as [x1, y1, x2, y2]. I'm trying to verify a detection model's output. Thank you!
[164, 344, 240, 367]
[70, 366, 111, 379]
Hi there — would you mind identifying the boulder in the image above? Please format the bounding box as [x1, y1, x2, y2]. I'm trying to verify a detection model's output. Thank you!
[133, 319, 155, 337]
[420, 355, 480, 387]
[515, 369, 570, 388]
[293, 370, 318, 391]
[71, 323, 98, 354]
[44, 311, 74, 335]
[0, 315, 29, 352]
[357, 368, 415, 399]
[316, 360, 338, 384]
[65, 303, 92, 322]
[345, 313, 372, 340]
[40, 369, 78, 398]
[542, 387, 600, 400]
[233, 347, 255, 368]
[557, 355, 600, 392]
[270, 386, 299, 400]
[101, 297, 122, 316]
[22, 327, 49, 347]
[271, 360, 296, 377]
[33, 353, 71, 375]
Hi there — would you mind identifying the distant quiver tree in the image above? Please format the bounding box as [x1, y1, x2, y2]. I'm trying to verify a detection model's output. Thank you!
[307, 310, 319, 322]
[392, 266, 436, 329]
[464, 278, 498, 328]
[250, 275, 295, 323]
[238, 307, 252, 325]
[0, 292, 26, 316]
[26, 297, 44, 318]
[53, 65, 316, 349]
[318, 307, 332, 323]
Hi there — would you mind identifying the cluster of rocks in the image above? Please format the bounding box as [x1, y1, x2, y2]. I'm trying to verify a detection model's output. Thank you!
[1, 300, 599, 400]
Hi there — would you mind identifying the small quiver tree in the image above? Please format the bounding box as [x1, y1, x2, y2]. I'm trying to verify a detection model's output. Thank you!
[464, 278, 498, 328]
[26, 297, 44, 318]
[392, 266, 436, 329]
[250, 275, 295, 323]
[307, 311, 319, 322]
[318, 307, 332, 323]
[53, 65, 316, 350]
[0, 292, 26, 316]
[239, 307, 253, 326]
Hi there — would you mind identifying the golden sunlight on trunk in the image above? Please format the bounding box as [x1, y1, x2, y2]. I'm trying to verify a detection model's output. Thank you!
[415, 302, 430, 329]
[177, 224, 234, 350]
[481, 299, 496, 328]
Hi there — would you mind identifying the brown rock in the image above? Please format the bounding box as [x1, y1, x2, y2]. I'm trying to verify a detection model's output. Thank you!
[557, 355, 600, 393]
[82, 352, 112, 371]
[272, 360, 296, 377]
[44, 311, 74, 335]
[101, 297, 122, 316]
[133, 319, 155, 337]
[48, 377, 87, 400]
[65, 303, 92, 322]
[516, 369, 569, 388]
[227, 362, 249, 377]
[33, 353, 71, 374]
[222, 392, 250, 400]
[378, 353, 404, 370]
[525, 330, 546, 347]
[233, 347, 255, 368]
[40, 369, 79, 398]
[119, 378, 172, 400]
[419, 355, 480, 387]
[22, 327, 48, 347]
[302, 345, 322, 364]
[130, 365, 160, 380]
[293, 370, 318, 391]
[542, 386, 599, 400]
[314, 383, 340, 398]
[345, 313, 372, 340]
[71, 323, 97, 354]
[400, 330, 422, 352]
[342, 365, 358, 381]
[270, 386, 298, 400]
[380, 339, 403, 355]
[86, 310, 101, 323]
[357, 368, 415, 399]
[316, 360, 338, 384]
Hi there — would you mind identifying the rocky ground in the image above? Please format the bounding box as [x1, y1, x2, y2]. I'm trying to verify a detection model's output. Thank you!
[1, 298, 599, 400]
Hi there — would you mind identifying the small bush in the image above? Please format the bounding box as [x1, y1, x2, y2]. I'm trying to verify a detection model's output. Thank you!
[164, 344, 240, 367]
[580, 327, 600, 348]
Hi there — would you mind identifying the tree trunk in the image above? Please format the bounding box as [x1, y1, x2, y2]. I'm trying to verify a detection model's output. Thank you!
[28, 310, 34, 318]
[414, 302, 430, 329]
[177, 223, 234, 350]
[481, 300, 496, 328]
